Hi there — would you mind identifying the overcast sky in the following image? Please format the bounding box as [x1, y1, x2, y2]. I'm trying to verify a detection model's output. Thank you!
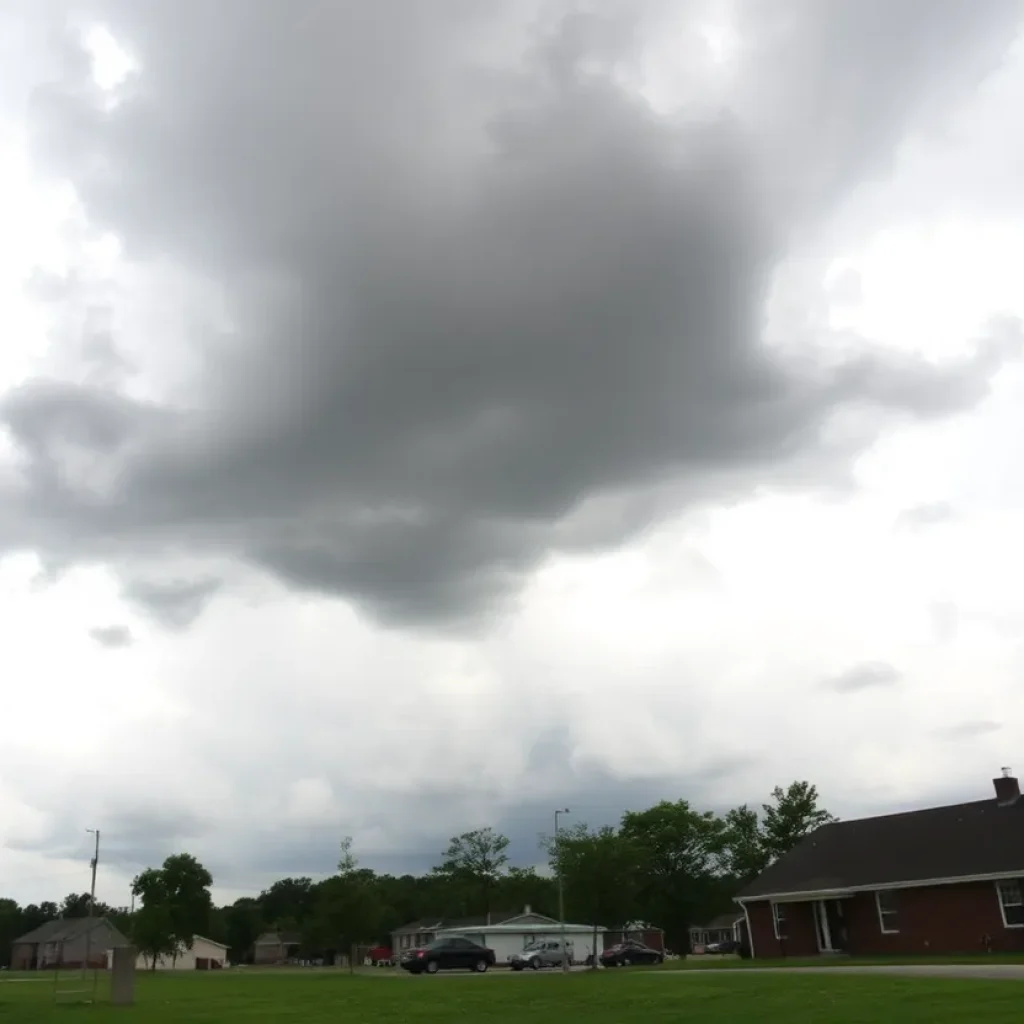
[2, 0, 1024, 910]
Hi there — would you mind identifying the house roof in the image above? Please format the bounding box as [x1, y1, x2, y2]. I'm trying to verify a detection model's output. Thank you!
[254, 931, 302, 946]
[736, 794, 1024, 901]
[693, 912, 744, 931]
[392, 910, 555, 934]
[14, 916, 128, 946]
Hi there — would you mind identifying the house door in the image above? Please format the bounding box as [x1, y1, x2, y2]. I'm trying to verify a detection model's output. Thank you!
[813, 901, 848, 953]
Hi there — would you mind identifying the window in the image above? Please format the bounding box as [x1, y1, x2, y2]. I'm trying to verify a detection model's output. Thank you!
[875, 890, 899, 934]
[996, 881, 1024, 928]
[771, 903, 787, 940]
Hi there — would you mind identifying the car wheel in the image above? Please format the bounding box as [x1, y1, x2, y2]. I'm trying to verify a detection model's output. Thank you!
[654, 955, 663, 965]
[622, 957, 631, 967]
[425, 960, 439, 974]
[530, 958, 541, 971]
[511, 963, 523, 972]
[473, 960, 489, 973]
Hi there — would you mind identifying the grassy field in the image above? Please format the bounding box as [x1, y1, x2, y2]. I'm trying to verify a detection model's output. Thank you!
[2, 968, 1022, 1023]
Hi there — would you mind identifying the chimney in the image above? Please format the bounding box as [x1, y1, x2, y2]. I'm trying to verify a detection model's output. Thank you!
[524, 904, 531, 915]
[994, 767, 1020, 806]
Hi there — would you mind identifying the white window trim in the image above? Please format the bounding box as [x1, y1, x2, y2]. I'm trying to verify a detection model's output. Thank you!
[771, 902, 787, 940]
[996, 881, 1024, 929]
[874, 890, 899, 934]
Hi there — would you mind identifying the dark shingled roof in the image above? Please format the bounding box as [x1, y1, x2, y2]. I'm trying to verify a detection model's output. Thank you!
[14, 916, 128, 946]
[736, 792, 1024, 901]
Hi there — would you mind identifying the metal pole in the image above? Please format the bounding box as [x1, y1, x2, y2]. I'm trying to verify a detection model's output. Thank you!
[555, 808, 569, 973]
[84, 830, 99, 973]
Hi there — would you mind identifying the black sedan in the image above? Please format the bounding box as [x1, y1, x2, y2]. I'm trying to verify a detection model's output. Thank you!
[599, 940, 664, 967]
[400, 936, 496, 975]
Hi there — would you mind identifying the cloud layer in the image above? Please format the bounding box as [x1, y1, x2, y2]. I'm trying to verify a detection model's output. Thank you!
[1, 0, 1021, 629]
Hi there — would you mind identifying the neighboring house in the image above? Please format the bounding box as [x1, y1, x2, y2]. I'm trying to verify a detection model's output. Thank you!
[133, 935, 229, 970]
[391, 905, 607, 963]
[253, 931, 302, 965]
[689, 913, 745, 952]
[736, 771, 1024, 958]
[11, 918, 130, 970]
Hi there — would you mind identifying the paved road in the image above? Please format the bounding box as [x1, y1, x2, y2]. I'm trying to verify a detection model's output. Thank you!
[657, 965, 1024, 980]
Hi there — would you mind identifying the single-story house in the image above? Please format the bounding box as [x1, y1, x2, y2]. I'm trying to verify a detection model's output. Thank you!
[392, 905, 607, 963]
[131, 935, 229, 970]
[253, 931, 302, 965]
[11, 917, 130, 970]
[689, 913, 745, 952]
[736, 771, 1024, 958]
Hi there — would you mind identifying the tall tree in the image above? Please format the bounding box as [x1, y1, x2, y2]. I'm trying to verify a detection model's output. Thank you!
[131, 853, 213, 968]
[433, 828, 510, 918]
[722, 805, 769, 883]
[761, 781, 836, 862]
[259, 877, 316, 928]
[221, 898, 264, 964]
[547, 823, 639, 968]
[620, 800, 728, 949]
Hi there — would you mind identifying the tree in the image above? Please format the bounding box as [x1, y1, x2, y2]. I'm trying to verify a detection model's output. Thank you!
[547, 823, 639, 968]
[722, 805, 769, 884]
[59, 892, 112, 919]
[433, 828, 510, 917]
[259, 877, 317, 929]
[761, 781, 836, 862]
[131, 853, 214, 968]
[221, 898, 264, 964]
[620, 801, 728, 949]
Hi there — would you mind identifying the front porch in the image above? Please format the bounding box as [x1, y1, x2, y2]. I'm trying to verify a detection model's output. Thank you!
[746, 895, 856, 958]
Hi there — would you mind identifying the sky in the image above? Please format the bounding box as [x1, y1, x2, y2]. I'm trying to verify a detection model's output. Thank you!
[2, 0, 1024, 911]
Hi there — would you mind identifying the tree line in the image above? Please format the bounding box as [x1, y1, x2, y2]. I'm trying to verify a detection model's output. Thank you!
[0, 781, 833, 965]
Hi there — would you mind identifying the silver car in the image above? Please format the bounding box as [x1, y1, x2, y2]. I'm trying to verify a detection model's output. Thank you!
[509, 939, 573, 971]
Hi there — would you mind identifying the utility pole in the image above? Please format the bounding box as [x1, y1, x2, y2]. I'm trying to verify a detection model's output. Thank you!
[83, 829, 100, 971]
[554, 808, 569, 973]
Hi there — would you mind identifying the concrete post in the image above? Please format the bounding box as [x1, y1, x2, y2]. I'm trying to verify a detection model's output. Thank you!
[110, 946, 136, 1006]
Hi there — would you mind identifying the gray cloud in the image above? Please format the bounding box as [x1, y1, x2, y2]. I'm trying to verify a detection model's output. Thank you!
[897, 501, 956, 530]
[934, 720, 1003, 740]
[824, 660, 902, 693]
[88, 624, 134, 648]
[1, 1, 1022, 630]
[929, 601, 959, 643]
[121, 577, 222, 630]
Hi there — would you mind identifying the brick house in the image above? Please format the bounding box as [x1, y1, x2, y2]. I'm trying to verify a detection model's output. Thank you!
[11, 917, 129, 970]
[736, 771, 1024, 958]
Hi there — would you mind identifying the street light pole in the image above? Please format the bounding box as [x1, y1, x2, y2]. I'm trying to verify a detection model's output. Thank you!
[554, 808, 569, 973]
[83, 829, 100, 971]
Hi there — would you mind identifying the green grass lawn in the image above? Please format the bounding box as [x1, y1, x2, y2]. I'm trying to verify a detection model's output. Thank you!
[1, 968, 1022, 1023]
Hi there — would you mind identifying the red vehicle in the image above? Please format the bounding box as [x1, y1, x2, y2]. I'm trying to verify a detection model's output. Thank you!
[367, 946, 393, 966]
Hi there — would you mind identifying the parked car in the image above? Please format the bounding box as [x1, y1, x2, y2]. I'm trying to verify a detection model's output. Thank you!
[510, 939, 573, 971]
[704, 939, 739, 955]
[400, 936, 496, 975]
[599, 940, 664, 967]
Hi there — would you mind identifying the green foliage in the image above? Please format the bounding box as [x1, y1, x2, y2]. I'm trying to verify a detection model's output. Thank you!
[131, 852, 214, 968]
[620, 800, 730, 948]
[762, 781, 836, 862]
[433, 827, 511, 916]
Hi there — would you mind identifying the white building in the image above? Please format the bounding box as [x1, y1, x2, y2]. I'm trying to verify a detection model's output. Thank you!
[131, 935, 229, 971]
[392, 906, 606, 964]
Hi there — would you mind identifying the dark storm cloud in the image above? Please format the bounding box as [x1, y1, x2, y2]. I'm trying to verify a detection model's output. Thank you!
[824, 660, 902, 693]
[2, 0, 1023, 627]
[88, 624, 134, 648]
